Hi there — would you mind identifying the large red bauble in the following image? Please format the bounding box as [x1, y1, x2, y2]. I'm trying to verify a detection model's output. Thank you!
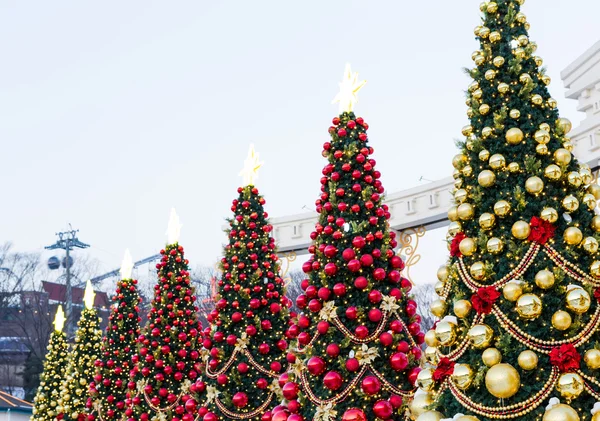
[238, 363, 248, 374]
[326, 343, 340, 357]
[227, 335, 237, 345]
[355, 325, 369, 338]
[407, 367, 421, 385]
[259, 343, 270, 354]
[271, 361, 282, 373]
[346, 307, 357, 320]
[287, 400, 299, 413]
[352, 236, 366, 249]
[390, 352, 408, 371]
[361, 376, 381, 395]
[372, 400, 393, 419]
[341, 408, 366, 421]
[390, 255, 405, 270]
[333, 283, 346, 296]
[257, 378, 268, 389]
[368, 308, 382, 322]
[308, 299, 322, 312]
[203, 413, 217, 421]
[354, 276, 368, 290]
[390, 320, 402, 333]
[401, 277, 412, 291]
[397, 341, 409, 353]
[298, 315, 310, 329]
[323, 245, 338, 258]
[368, 289, 382, 303]
[297, 332, 311, 345]
[388, 270, 401, 283]
[342, 248, 355, 261]
[271, 410, 288, 421]
[232, 312, 242, 322]
[324, 263, 338, 276]
[323, 371, 342, 390]
[184, 399, 196, 413]
[302, 261, 312, 273]
[317, 287, 331, 301]
[346, 358, 359, 372]
[379, 332, 393, 347]
[360, 254, 373, 267]
[347, 259, 361, 272]
[217, 374, 227, 385]
[287, 415, 303, 421]
[278, 373, 289, 387]
[307, 357, 326, 375]
[282, 382, 299, 400]
[373, 268, 386, 281]
[408, 322, 420, 336]
[317, 321, 330, 335]
[389, 395, 403, 408]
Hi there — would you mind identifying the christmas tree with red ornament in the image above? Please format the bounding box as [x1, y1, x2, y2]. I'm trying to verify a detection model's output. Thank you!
[88, 250, 143, 421]
[283, 64, 422, 421]
[193, 145, 293, 421]
[133, 210, 204, 421]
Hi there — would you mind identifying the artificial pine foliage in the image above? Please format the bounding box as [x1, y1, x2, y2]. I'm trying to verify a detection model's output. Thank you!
[422, 1, 600, 420]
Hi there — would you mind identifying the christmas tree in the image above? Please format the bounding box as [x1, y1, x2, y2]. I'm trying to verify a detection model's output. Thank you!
[419, 1, 600, 420]
[283, 64, 422, 421]
[31, 306, 69, 421]
[58, 282, 103, 421]
[88, 250, 142, 421]
[193, 146, 292, 421]
[134, 209, 203, 421]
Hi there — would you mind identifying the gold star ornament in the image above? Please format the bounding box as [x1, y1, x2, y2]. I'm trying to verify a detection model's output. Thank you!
[332, 63, 366, 113]
[239, 144, 264, 186]
[54, 305, 66, 332]
[83, 280, 96, 310]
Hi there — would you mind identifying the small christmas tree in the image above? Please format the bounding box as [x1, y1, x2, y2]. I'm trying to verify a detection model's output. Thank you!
[31, 306, 69, 421]
[58, 282, 103, 421]
[419, 1, 600, 420]
[284, 64, 422, 421]
[193, 146, 292, 421]
[88, 250, 142, 421]
[133, 209, 204, 421]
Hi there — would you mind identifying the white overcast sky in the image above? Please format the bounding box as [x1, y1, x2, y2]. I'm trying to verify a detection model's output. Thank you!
[1, 1, 598, 286]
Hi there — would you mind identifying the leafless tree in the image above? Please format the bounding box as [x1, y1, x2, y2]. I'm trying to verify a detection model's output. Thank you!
[411, 282, 437, 333]
[190, 264, 221, 329]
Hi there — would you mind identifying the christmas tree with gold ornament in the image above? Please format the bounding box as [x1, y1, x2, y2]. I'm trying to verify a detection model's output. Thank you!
[57, 282, 103, 421]
[416, 1, 600, 421]
[31, 306, 69, 421]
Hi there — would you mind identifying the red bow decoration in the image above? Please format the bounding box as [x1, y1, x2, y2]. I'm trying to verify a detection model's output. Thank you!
[594, 288, 600, 302]
[549, 344, 581, 372]
[450, 233, 466, 257]
[528, 216, 555, 244]
[433, 357, 455, 382]
[471, 286, 501, 314]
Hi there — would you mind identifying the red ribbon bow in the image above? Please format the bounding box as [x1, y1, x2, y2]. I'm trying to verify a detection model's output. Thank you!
[549, 344, 580, 372]
[471, 286, 501, 314]
[528, 216, 555, 244]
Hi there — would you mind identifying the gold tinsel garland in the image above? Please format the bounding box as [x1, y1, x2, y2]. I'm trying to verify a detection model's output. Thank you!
[210, 392, 275, 420]
[205, 348, 285, 379]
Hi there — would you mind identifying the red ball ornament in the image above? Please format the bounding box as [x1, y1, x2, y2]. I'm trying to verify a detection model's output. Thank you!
[379, 332, 393, 347]
[372, 400, 393, 419]
[345, 307, 357, 320]
[333, 283, 346, 296]
[326, 343, 340, 357]
[342, 248, 355, 261]
[355, 325, 369, 339]
[307, 357, 326, 375]
[347, 259, 361, 272]
[389, 395, 403, 408]
[324, 263, 338, 276]
[373, 268, 386, 281]
[288, 415, 303, 421]
[354, 276, 368, 290]
[390, 255, 405, 270]
[308, 299, 322, 312]
[282, 382, 299, 400]
[257, 378, 268, 389]
[317, 321, 330, 335]
[341, 409, 366, 421]
[352, 236, 366, 249]
[271, 410, 288, 421]
[407, 367, 421, 385]
[361, 376, 381, 395]
[323, 245, 338, 258]
[203, 414, 217, 421]
[360, 254, 373, 267]
[346, 358, 359, 372]
[368, 289, 382, 303]
[184, 399, 196, 413]
[323, 371, 343, 390]
[368, 308, 382, 322]
[317, 287, 331, 301]
[390, 352, 408, 371]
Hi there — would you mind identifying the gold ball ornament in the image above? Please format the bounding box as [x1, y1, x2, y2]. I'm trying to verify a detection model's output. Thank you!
[565, 287, 591, 314]
[462, 125, 474, 136]
[511, 220, 531, 240]
[487, 237, 503, 254]
[509, 108, 520, 119]
[472, 89, 483, 100]
[462, 166, 473, 177]
[498, 83, 510, 94]
[489, 31, 501, 43]
[580, 167, 593, 185]
[434, 281, 445, 296]
[517, 34, 529, 45]
[482, 126, 493, 138]
[544, 164, 562, 181]
[479, 149, 490, 161]
[482, 348, 502, 367]
[454, 189, 468, 203]
[454, 178, 463, 189]
[468, 324, 494, 349]
[593, 413, 600, 421]
[424, 346, 440, 365]
[518, 350, 538, 370]
[452, 154, 467, 169]
[563, 226, 583, 245]
[437, 266, 449, 282]
[486, 1, 498, 13]
[456, 417, 480, 421]
[548, 97, 558, 108]
[588, 183, 600, 200]
[567, 172, 582, 188]
[448, 221, 462, 236]
[459, 237, 477, 256]
[503, 281, 524, 302]
[553, 148, 572, 165]
[542, 75, 551, 85]
[562, 195, 579, 212]
[478, 170, 496, 187]
[416, 368, 435, 392]
[488, 154, 505, 170]
[479, 212, 496, 230]
[557, 117, 573, 134]
[424, 330, 439, 347]
[457, 203, 475, 221]
[454, 299, 472, 318]
[583, 193, 597, 210]
[451, 364, 474, 390]
[479, 103, 490, 115]
[485, 363, 520, 399]
[540, 207, 558, 223]
[552, 310, 572, 331]
[494, 200, 511, 217]
[542, 404, 580, 421]
[584, 349, 600, 370]
[583, 236, 599, 253]
[514, 47, 526, 59]
[409, 392, 434, 419]
[508, 162, 520, 172]
[485, 69, 497, 80]
[448, 206, 459, 222]
[416, 411, 444, 421]
[532, 94, 543, 105]
[435, 321, 457, 347]
[525, 176, 544, 194]
[592, 261, 600, 278]
[591, 216, 600, 233]
[474, 55, 485, 66]
[535, 270, 555, 289]
[536, 143, 549, 155]
[430, 299, 448, 318]
[493, 56, 505, 67]
[505, 127, 524, 144]
[478, 26, 490, 38]
[516, 293, 542, 320]
[539, 122, 550, 132]
[557, 372, 584, 401]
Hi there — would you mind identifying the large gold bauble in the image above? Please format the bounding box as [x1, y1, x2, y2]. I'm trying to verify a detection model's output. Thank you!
[519, 73, 531, 83]
[534, 55, 543, 66]
[459, 237, 477, 256]
[448, 221, 462, 236]
[591, 261, 600, 278]
[489, 31, 501, 43]
[448, 206, 459, 222]
[565, 287, 591, 314]
[488, 154, 506, 170]
[454, 299, 472, 318]
[540, 207, 558, 223]
[437, 266, 449, 282]
[557, 117, 573, 134]
[517, 34, 529, 45]
[542, 75, 552, 85]
[452, 154, 467, 169]
[462, 125, 474, 136]
[487, 237, 503, 254]
[493, 56, 505, 67]
[509, 108, 520, 119]
[534, 129, 550, 144]
[456, 417, 480, 421]
[503, 281, 523, 302]
[516, 11, 527, 23]
[468, 324, 494, 349]
[508, 162, 520, 172]
[434, 281, 445, 296]
[485, 69, 497, 80]
[452, 364, 474, 390]
[548, 98, 558, 109]
[567, 172, 582, 187]
[478, 170, 496, 188]
[518, 350, 538, 370]
[494, 200, 511, 217]
[485, 364, 520, 399]
[525, 176, 544, 194]
[417, 368, 435, 392]
[482, 126, 493, 138]
[457, 203, 475, 221]
[416, 411, 444, 421]
[486, 1, 498, 13]
[424, 346, 440, 365]
[409, 392, 433, 419]
[552, 310, 572, 331]
[470, 261, 486, 280]
[505, 127, 524, 144]
[583, 193, 597, 210]
[482, 348, 502, 367]
[543, 404, 580, 421]
[462, 165, 473, 177]
[498, 83, 510, 94]
[563, 226, 583, 245]
[580, 167, 593, 185]
[424, 330, 439, 347]
[430, 299, 448, 318]
[472, 89, 483, 100]
[479, 212, 496, 230]
[544, 164, 562, 181]
[536, 144, 549, 155]
[583, 236, 599, 254]
[511, 220, 531, 240]
[584, 349, 600, 370]
[516, 293, 542, 320]
[452, 168, 461, 179]
[435, 321, 456, 347]
[479, 149, 490, 161]
[554, 148, 572, 165]
[532, 94, 543, 105]
[588, 183, 600, 200]
[474, 55, 485, 66]
[539, 122, 550, 132]
[593, 412, 600, 421]
[535, 269, 555, 289]
[514, 47, 525, 59]
[454, 178, 463, 189]
[562, 195, 579, 212]
[454, 189, 468, 203]
[592, 216, 600, 232]
[479, 103, 490, 115]
[557, 372, 584, 401]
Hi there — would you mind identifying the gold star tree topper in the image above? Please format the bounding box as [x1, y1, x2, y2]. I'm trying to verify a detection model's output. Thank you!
[83, 280, 96, 310]
[120, 248, 134, 280]
[332, 63, 366, 113]
[166, 208, 182, 245]
[239, 144, 264, 186]
[53, 305, 66, 332]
